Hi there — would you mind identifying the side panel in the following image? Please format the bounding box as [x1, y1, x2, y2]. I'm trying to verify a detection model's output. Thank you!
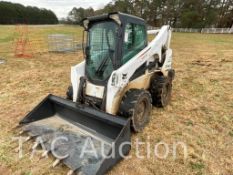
[106, 25, 173, 114]
[107, 72, 155, 115]
[161, 49, 173, 76]
[71, 61, 85, 102]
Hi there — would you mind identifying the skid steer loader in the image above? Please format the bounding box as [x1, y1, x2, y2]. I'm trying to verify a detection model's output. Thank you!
[19, 12, 175, 175]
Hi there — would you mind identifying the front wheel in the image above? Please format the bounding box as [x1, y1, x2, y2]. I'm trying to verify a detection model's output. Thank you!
[118, 89, 152, 132]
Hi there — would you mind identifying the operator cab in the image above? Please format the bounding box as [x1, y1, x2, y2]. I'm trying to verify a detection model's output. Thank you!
[81, 12, 148, 84]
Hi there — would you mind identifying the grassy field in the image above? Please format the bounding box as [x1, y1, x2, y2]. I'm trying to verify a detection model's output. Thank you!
[0, 25, 82, 54]
[0, 25, 233, 175]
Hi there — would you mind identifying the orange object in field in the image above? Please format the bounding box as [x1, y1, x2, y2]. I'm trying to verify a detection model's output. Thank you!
[14, 24, 33, 58]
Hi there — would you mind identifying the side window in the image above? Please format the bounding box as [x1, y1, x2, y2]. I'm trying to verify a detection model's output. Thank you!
[122, 23, 146, 64]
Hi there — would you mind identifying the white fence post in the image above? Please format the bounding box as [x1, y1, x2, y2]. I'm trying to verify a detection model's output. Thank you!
[148, 26, 232, 34]
[170, 28, 232, 34]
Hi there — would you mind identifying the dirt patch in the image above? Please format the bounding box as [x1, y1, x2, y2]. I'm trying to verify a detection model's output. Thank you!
[0, 165, 11, 175]
[191, 60, 213, 66]
[220, 58, 232, 63]
[0, 59, 5, 64]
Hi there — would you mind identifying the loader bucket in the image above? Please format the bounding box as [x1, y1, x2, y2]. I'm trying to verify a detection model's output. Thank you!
[19, 95, 131, 175]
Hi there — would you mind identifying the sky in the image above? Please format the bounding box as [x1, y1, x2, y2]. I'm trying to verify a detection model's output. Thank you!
[2, 0, 112, 19]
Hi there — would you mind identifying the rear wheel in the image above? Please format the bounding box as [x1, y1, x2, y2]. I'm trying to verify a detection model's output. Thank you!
[119, 89, 152, 132]
[150, 75, 172, 107]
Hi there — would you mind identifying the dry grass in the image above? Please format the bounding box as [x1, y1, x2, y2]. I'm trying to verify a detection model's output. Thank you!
[0, 26, 233, 175]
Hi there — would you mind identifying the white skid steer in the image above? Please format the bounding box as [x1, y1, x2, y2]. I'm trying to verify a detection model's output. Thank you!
[19, 12, 175, 175]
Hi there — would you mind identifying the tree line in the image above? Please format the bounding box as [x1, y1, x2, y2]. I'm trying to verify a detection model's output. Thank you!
[0, 1, 58, 24]
[66, 0, 233, 28]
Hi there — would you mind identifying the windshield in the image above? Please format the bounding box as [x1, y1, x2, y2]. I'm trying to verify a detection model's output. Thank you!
[86, 21, 118, 82]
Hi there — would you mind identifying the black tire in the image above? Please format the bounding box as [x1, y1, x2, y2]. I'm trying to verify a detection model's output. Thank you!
[150, 75, 172, 107]
[118, 89, 152, 132]
[66, 85, 73, 100]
